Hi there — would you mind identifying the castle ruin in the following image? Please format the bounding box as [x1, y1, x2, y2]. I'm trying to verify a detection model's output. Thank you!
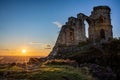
[49, 6, 113, 57]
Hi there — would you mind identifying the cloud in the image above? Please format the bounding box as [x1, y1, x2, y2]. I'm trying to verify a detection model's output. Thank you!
[44, 47, 51, 49]
[53, 21, 63, 28]
[0, 49, 9, 51]
[44, 45, 51, 49]
[29, 42, 52, 49]
[29, 42, 43, 44]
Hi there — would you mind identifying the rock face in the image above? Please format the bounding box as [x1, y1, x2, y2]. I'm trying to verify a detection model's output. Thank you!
[49, 6, 113, 57]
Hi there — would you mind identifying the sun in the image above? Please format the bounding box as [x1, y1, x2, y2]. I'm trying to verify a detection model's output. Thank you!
[22, 49, 27, 54]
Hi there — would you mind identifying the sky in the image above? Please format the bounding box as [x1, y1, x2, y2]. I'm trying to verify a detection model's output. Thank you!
[0, 0, 120, 56]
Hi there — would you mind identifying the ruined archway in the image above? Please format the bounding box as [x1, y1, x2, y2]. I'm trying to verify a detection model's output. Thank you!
[77, 13, 93, 40]
[49, 6, 113, 58]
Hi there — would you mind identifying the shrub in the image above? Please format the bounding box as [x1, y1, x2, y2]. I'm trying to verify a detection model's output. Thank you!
[43, 59, 77, 67]
[78, 41, 89, 47]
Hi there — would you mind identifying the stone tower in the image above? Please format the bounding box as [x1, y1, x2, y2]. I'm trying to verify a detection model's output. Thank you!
[89, 6, 113, 42]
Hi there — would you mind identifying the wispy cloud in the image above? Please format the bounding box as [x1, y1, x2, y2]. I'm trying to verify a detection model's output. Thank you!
[29, 42, 43, 44]
[44, 44, 51, 49]
[29, 42, 52, 49]
[53, 21, 63, 28]
[0, 49, 9, 51]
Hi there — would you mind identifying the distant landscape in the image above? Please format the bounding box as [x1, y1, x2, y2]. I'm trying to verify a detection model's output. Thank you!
[0, 56, 42, 64]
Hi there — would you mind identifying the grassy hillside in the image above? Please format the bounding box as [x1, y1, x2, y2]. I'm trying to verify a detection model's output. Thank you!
[0, 63, 95, 80]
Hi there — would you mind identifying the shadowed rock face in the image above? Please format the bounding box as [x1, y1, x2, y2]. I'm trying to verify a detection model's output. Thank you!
[49, 6, 113, 57]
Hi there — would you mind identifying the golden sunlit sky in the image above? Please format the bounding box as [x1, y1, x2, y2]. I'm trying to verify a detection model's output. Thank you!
[0, 0, 120, 56]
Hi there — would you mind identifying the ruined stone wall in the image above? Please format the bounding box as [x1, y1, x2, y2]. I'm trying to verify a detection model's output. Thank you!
[49, 6, 113, 57]
[56, 16, 86, 47]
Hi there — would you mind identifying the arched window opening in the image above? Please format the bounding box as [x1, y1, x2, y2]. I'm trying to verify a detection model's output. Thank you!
[100, 29, 105, 39]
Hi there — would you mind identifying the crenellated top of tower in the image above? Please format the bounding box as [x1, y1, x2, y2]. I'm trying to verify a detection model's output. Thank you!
[93, 6, 111, 12]
[90, 6, 111, 19]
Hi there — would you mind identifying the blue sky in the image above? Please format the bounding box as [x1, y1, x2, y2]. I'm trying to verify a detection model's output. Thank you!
[0, 0, 120, 55]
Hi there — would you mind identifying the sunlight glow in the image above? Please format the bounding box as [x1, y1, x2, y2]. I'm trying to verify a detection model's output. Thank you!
[22, 49, 26, 54]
